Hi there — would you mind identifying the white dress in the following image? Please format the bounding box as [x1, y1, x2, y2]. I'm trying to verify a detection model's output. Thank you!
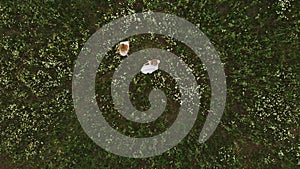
[141, 59, 160, 74]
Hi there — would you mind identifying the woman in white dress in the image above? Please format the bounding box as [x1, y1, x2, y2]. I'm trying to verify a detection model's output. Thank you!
[141, 59, 160, 74]
[116, 41, 130, 56]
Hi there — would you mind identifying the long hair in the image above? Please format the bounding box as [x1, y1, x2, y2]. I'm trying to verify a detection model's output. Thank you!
[119, 43, 128, 52]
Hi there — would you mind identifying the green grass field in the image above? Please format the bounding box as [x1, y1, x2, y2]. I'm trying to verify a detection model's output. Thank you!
[0, 0, 299, 168]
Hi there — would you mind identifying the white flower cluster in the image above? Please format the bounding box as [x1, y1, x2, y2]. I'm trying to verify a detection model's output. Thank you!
[276, 0, 295, 19]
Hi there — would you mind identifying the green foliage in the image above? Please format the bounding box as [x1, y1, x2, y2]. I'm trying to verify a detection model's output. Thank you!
[0, 0, 299, 168]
